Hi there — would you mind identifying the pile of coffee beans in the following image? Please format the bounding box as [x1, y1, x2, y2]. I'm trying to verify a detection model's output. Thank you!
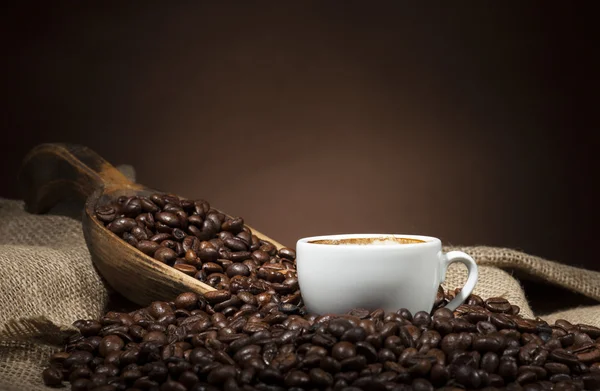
[43, 286, 600, 391]
[42, 193, 598, 390]
[94, 194, 301, 306]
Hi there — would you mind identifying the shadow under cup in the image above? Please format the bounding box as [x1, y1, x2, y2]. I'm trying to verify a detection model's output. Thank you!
[296, 234, 462, 316]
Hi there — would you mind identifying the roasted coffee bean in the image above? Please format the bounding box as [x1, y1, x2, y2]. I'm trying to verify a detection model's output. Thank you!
[491, 313, 517, 329]
[42, 366, 63, 386]
[413, 311, 432, 328]
[99, 335, 124, 357]
[131, 226, 148, 241]
[498, 356, 519, 380]
[204, 290, 231, 305]
[412, 378, 435, 391]
[477, 321, 498, 335]
[138, 196, 159, 212]
[482, 351, 500, 373]
[174, 263, 197, 276]
[485, 297, 512, 313]
[224, 237, 248, 251]
[430, 363, 450, 386]
[96, 205, 117, 223]
[578, 324, 600, 339]
[154, 247, 177, 263]
[174, 292, 197, 310]
[441, 332, 472, 353]
[330, 341, 356, 360]
[149, 233, 172, 243]
[473, 333, 506, 352]
[284, 370, 310, 388]
[107, 217, 137, 234]
[137, 240, 161, 256]
[148, 301, 173, 319]
[121, 197, 142, 217]
[226, 263, 251, 278]
[573, 343, 600, 363]
[155, 212, 181, 228]
[341, 326, 367, 343]
[220, 217, 244, 233]
[550, 349, 580, 365]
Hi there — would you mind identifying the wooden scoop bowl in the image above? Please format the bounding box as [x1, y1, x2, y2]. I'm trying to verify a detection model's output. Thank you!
[18, 143, 285, 306]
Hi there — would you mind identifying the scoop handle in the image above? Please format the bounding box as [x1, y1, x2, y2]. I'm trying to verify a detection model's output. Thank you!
[18, 143, 138, 214]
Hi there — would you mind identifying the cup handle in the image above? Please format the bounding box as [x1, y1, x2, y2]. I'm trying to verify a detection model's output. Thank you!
[440, 251, 479, 311]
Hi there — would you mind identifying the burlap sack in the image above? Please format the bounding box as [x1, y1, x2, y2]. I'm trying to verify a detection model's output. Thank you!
[444, 246, 600, 324]
[0, 165, 134, 391]
[0, 176, 598, 390]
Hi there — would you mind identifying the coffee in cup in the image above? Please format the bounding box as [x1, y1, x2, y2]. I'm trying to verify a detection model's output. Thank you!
[296, 234, 478, 315]
[309, 236, 425, 245]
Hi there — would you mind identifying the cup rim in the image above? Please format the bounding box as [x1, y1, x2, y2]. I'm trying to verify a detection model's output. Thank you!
[296, 233, 441, 249]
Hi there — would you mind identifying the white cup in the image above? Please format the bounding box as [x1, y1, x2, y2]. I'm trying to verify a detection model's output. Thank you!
[296, 234, 478, 315]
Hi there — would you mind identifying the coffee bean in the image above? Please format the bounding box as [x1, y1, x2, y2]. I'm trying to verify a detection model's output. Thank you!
[429, 363, 450, 386]
[121, 197, 143, 217]
[412, 378, 434, 391]
[155, 212, 181, 228]
[339, 327, 367, 343]
[481, 351, 500, 373]
[517, 370, 538, 385]
[174, 263, 197, 276]
[154, 247, 177, 263]
[99, 335, 124, 357]
[354, 341, 379, 363]
[485, 297, 512, 313]
[473, 334, 506, 352]
[107, 217, 137, 234]
[477, 321, 498, 335]
[306, 367, 333, 387]
[137, 240, 161, 256]
[550, 349, 580, 365]
[202, 262, 224, 275]
[340, 355, 367, 371]
[221, 217, 244, 233]
[138, 196, 159, 213]
[277, 247, 295, 261]
[573, 344, 600, 363]
[498, 356, 519, 380]
[413, 311, 432, 328]
[204, 290, 231, 305]
[148, 301, 173, 319]
[550, 374, 572, 383]
[174, 292, 197, 310]
[226, 263, 251, 278]
[70, 378, 91, 391]
[284, 370, 310, 388]
[319, 356, 342, 374]
[96, 205, 117, 223]
[577, 324, 600, 339]
[149, 233, 172, 243]
[490, 313, 517, 329]
[143, 331, 168, 345]
[441, 333, 472, 353]
[42, 366, 63, 386]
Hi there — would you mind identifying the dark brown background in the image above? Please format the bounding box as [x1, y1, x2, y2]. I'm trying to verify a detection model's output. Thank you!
[2, 3, 598, 311]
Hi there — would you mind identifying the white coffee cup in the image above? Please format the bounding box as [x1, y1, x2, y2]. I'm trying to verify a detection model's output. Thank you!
[296, 234, 478, 315]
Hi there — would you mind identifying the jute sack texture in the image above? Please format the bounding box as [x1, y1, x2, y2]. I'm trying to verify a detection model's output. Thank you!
[1, 190, 599, 389]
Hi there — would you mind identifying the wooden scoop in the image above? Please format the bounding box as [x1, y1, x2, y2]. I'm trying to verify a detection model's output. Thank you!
[18, 143, 285, 306]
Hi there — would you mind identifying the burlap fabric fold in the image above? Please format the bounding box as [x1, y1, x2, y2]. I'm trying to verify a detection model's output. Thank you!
[1, 181, 599, 389]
